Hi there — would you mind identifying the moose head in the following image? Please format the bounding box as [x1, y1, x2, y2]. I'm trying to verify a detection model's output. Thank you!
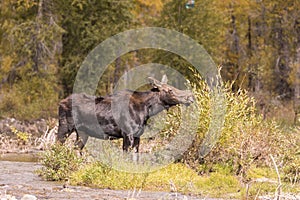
[148, 76, 194, 107]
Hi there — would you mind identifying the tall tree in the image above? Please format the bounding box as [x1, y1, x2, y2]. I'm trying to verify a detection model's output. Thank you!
[57, 0, 135, 95]
[0, 0, 63, 119]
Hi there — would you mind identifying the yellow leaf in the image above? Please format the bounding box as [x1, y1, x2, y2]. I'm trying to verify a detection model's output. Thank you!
[1, 56, 13, 73]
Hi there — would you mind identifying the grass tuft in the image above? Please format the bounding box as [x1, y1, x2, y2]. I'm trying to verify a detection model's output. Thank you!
[37, 144, 86, 181]
[70, 162, 243, 198]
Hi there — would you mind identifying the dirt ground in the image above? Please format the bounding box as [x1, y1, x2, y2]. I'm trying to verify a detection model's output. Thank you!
[0, 160, 209, 200]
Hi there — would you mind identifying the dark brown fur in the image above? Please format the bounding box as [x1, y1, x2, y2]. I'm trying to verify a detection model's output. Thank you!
[57, 77, 194, 152]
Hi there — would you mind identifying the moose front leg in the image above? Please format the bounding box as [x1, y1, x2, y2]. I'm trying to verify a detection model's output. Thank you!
[57, 122, 74, 144]
[122, 133, 134, 152]
[133, 137, 140, 153]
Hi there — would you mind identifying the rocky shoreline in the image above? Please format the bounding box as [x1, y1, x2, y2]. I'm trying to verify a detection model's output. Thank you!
[0, 118, 57, 154]
[0, 118, 51, 137]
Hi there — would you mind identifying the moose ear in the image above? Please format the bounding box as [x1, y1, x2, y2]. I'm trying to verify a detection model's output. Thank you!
[161, 75, 168, 84]
[148, 77, 162, 88]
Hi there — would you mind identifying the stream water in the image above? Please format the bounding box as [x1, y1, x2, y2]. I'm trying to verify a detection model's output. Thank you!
[0, 153, 39, 162]
[0, 154, 205, 200]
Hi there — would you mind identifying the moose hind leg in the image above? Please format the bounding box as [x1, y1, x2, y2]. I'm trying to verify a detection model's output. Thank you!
[74, 130, 89, 150]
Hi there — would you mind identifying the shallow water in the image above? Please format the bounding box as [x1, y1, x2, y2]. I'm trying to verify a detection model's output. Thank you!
[0, 153, 39, 162]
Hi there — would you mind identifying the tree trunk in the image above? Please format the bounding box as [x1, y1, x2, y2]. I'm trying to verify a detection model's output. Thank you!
[33, 0, 44, 72]
[247, 16, 255, 92]
[294, 48, 300, 125]
[229, 4, 240, 90]
[34, 0, 63, 73]
[113, 56, 121, 89]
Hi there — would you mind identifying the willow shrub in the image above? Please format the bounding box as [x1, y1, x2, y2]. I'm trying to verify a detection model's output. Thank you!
[37, 144, 86, 181]
[177, 78, 299, 182]
[137, 72, 299, 181]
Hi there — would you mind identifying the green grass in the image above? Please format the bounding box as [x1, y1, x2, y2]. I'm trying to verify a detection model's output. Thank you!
[70, 162, 243, 198]
[69, 161, 300, 198]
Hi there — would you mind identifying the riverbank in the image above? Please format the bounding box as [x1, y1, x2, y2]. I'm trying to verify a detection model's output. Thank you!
[0, 161, 203, 200]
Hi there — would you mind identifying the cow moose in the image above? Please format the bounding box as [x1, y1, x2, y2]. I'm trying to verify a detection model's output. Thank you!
[57, 77, 194, 152]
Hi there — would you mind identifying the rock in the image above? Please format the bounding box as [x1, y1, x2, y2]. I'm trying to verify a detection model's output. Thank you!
[0, 194, 17, 200]
[0, 118, 51, 137]
[21, 194, 37, 200]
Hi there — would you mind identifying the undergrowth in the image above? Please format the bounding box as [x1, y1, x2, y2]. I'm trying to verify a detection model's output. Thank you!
[37, 144, 86, 181]
[69, 160, 299, 198]
[0, 75, 59, 120]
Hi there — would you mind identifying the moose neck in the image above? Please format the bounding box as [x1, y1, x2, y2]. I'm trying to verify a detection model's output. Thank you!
[139, 91, 170, 117]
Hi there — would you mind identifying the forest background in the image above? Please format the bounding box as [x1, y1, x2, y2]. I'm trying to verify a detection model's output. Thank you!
[0, 0, 299, 123]
[1, 0, 300, 198]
